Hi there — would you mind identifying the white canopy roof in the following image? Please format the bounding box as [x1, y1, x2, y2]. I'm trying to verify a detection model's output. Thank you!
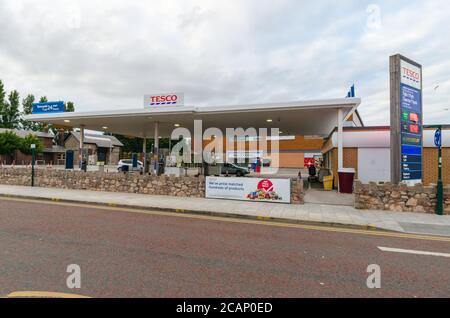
[24, 98, 361, 138]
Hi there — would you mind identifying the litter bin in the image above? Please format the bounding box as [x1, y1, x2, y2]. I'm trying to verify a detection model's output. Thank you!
[338, 168, 356, 194]
[323, 175, 333, 191]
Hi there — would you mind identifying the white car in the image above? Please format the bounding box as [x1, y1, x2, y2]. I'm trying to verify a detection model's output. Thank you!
[117, 159, 144, 172]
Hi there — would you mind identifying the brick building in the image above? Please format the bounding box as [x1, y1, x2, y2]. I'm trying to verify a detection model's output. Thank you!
[321, 126, 449, 187]
[0, 128, 65, 165]
[200, 134, 324, 168]
[65, 131, 123, 165]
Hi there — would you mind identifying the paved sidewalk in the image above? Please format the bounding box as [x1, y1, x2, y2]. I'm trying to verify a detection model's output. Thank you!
[0, 185, 449, 236]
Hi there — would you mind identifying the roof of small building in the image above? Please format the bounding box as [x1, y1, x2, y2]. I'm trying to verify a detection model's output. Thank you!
[69, 131, 124, 148]
[0, 128, 54, 138]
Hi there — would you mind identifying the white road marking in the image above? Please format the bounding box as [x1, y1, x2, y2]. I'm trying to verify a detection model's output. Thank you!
[378, 246, 450, 258]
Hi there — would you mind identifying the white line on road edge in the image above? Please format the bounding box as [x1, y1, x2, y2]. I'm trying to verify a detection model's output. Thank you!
[378, 246, 450, 258]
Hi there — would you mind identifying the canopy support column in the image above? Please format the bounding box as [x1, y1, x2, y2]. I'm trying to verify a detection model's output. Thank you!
[142, 137, 147, 173]
[337, 108, 344, 171]
[79, 125, 86, 172]
[153, 122, 159, 175]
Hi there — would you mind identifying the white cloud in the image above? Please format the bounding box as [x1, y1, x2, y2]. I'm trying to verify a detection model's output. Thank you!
[0, 0, 449, 125]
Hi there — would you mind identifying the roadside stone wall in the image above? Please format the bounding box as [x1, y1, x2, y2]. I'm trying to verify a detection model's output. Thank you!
[354, 180, 450, 215]
[291, 177, 304, 204]
[0, 168, 305, 204]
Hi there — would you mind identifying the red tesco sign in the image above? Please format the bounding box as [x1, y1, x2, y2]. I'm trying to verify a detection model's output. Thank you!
[144, 92, 184, 107]
[150, 95, 178, 103]
[402, 67, 420, 81]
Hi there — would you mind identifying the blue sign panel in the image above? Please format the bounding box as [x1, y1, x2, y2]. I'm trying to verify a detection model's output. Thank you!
[434, 128, 442, 148]
[32, 101, 65, 114]
[400, 83, 422, 182]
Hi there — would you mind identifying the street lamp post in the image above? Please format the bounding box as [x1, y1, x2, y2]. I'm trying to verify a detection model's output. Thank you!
[31, 144, 36, 187]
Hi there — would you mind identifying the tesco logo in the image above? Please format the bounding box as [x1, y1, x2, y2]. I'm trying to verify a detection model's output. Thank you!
[402, 67, 420, 82]
[150, 94, 178, 105]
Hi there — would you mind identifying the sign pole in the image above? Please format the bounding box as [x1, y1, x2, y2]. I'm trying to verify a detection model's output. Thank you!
[435, 126, 443, 215]
[31, 144, 36, 187]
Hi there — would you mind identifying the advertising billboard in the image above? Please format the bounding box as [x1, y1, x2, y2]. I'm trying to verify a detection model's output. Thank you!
[32, 101, 65, 114]
[390, 55, 423, 185]
[144, 93, 184, 107]
[205, 177, 291, 204]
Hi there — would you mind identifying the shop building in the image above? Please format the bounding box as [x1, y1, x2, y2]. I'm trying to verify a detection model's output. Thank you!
[64, 131, 123, 165]
[322, 126, 449, 187]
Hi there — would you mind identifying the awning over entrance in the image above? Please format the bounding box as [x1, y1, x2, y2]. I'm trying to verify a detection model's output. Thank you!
[24, 98, 361, 138]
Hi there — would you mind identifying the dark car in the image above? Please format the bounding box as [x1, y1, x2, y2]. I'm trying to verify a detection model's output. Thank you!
[221, 163, 250, 177]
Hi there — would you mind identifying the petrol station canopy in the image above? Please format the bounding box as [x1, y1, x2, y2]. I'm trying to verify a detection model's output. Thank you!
[24, 97, 362, 138]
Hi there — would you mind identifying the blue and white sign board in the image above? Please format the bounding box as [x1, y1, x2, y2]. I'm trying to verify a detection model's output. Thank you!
[32, 101, 65, 114]
[399, 59, 423, 184]
[434, 128, 442, 148]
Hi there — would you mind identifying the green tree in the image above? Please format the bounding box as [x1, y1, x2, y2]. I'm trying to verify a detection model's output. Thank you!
[22, 94, 35, 115]
[2, 90, 21, 129]
[39, 96, 48, 103]
[0, 80, 7, 128]
[19, 134, 44, 155]
[113, 134, 172, 156]
[0, 131, 21, 156]
[21, 94, 40, 131]
[65, 101, 75, 112]
[114, 134, 144, 154]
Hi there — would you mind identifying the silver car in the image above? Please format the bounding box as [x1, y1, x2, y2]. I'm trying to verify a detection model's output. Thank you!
[117, 159, 144, 172]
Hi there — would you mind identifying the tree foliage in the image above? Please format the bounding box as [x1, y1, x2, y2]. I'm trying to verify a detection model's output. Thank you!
[65, 101, 75, 112]
[21, 94, 40, 131]
[0, 80, 6, 126]
[0, 131, 44, 157]
[22, 94, 35, 115]
[113, 134, 172, 154]
[0, 79, 76, 131]
[0, 131, 21, 155]
[0, 85, 21, 129]
[19, 134, 44, 155]
[2, 90, 21, 129]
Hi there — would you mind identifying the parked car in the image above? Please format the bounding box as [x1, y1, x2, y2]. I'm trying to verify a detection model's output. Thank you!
[221, 163, 250, 177]
[117, 159, 144, 172]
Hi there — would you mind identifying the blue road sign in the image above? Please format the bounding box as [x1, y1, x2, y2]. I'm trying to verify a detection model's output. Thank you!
[434, 128, 442, 148]
[32, 101, 65, 114]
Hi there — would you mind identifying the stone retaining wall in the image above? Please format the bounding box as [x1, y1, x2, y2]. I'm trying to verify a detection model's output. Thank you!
[0, 168, 304, 204]
[354, 180, 450, 215]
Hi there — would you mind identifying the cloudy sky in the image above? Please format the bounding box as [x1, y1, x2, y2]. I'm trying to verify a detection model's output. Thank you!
[0, 0, 449, 126]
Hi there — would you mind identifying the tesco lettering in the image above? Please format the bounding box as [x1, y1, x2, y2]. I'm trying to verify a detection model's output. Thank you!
[144, 92, 184, 107]
[151, 95, 178, 103]
[402, 67, 420, 81]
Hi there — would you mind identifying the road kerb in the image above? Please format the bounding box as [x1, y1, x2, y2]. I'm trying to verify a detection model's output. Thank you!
[0, 193, 402, 233]
[2, 192, 449, 241]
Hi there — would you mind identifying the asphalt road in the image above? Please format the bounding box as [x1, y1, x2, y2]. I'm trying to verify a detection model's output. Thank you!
[0, 197, 449, 298]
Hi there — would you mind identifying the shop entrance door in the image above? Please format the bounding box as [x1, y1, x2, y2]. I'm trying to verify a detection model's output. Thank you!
[97, 148, 107, 163]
